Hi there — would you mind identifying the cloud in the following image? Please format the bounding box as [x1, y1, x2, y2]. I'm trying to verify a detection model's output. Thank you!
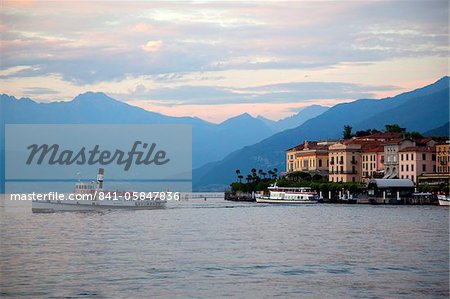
[22, 87, 60, 95]
[111, 81, 399, 106]
[142, 40, 162, 52]
[1, 1, 447, 85]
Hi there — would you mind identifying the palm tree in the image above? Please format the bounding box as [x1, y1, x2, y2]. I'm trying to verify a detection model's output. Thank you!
[235, 169, 241, 182]
[272, 168, 278, 179]
[238, 175, 244, 183]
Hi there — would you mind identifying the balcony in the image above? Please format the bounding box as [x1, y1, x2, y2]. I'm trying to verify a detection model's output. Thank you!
[341, 170, 358, 174]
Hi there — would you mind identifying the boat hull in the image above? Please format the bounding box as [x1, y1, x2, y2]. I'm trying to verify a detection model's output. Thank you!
[32, 199, 166, 213]
[438, 199, 450, 206]
[256, 198, 317, 204]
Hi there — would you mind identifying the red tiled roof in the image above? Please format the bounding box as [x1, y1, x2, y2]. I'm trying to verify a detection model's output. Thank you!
[287, 140, 332, 151]
[355, 132, 402, 140]
[415, 138, 434, 146]
[383, 138, 413, 145]
[364, 145, 385, 153]
[399, 146, 436, 153]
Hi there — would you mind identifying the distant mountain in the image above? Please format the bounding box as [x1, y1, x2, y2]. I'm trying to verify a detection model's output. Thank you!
[0, 92, 276, 168]
[256, 105, 329, 132]
[193, 76, 450, 190]
[256, 115, 278, 130]
[275, 105, 328, 131]
[424, 122, 449, 137]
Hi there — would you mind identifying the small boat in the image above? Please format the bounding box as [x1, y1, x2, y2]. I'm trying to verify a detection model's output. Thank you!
[437, 195, 450, 206]
[256, 183, 318, 204]
[32, 168, 167, 212]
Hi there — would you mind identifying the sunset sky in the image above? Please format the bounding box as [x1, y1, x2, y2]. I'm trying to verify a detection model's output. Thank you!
[1, 0, 448, 122]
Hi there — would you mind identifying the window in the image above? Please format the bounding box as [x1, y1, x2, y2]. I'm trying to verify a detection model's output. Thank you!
[411, 164, 414, 171]
[319, 159, 322, 167]
[422, 164, 426, 172]
[406, 164, 409, 171]
[432, 154, 436, 161]
[422, 153, 426, 160]
[401, 154, 404, 161]
[401, 165, 404, 171]
[411, 175, 414, 182]
[406, 154, 408, 161]
[352, 177, 355, 182]
[401, 175, 404, 179]
[411, 154, 414, 160]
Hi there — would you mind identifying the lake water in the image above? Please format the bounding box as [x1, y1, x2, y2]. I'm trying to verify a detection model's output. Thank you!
[1, 196, 449, 298]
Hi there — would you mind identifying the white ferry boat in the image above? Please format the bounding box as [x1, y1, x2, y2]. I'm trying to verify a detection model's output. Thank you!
[256, 183, 318, 204]
[32, 168, 166, 213]
[437, 195, 450, 206]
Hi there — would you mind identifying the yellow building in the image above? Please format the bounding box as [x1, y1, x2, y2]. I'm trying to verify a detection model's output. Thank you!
[328, 142, 362, 183]
[286, 141, 334, 174]
[436, 141, 450, 173]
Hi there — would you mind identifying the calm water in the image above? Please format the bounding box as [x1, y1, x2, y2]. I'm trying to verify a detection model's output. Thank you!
[1, 196, 449, 298]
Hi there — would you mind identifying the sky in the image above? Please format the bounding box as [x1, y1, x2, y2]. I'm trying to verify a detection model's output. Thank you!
[1, 0, 448, 123]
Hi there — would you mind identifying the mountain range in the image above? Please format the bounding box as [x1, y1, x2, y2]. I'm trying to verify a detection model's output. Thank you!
[193, 76, 450, 190]
[1, 77, 448, 192]
[0, 92, 324, 168]
[257, 105, 329, 132]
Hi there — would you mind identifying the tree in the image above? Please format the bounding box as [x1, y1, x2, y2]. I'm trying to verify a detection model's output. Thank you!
[405, 131, 423, 139]
[235, 169, 241, 182]
[238, 175, 243, 183]
[384, 124, 405, 133]
[343, 125, 353, 139]
[355, 128, 381, 137]
[272, 168, 278, 179]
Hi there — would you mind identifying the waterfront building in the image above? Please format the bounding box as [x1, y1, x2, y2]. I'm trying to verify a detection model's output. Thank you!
[368, 178, 415, 203]
[361, 145, 385, 182]
[398, 146, 436, 184]
[383, 139, 415, 179]
[436, 140, 450, 173]
[417, 173, 450, 194]
[286, 141, 333, 174]
[328, 141, 361, 182]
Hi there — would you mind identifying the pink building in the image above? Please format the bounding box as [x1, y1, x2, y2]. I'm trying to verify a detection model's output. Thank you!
[398, 146, 436, 184]
[361, 145, 385, 182]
